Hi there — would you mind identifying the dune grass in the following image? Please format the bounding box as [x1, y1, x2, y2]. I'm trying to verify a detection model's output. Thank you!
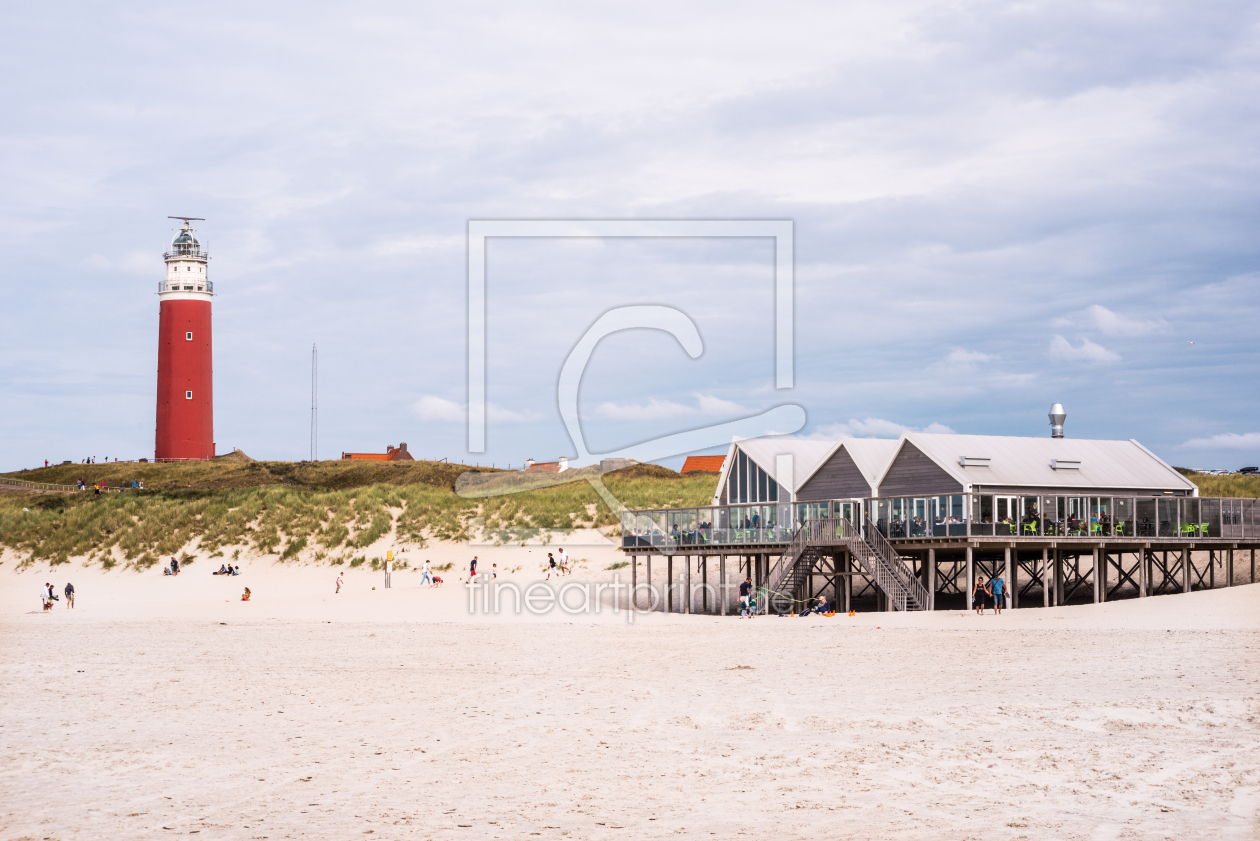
[0, 460, 718, 568]
[1178, 472, 1260, 498]
[6, 458, 1253, 570]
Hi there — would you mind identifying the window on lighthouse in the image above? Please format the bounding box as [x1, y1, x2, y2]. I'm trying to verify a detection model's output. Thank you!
[186, 390, 193, 400]
[185, 332, 193, 341]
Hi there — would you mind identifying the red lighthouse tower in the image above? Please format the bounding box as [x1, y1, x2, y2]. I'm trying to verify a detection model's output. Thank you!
[155, 217, 215, 461]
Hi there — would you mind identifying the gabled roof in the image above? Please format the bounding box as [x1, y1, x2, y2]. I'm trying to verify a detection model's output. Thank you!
[873, 433, 1196, 494]
[736, 437, 834, 492]
[681, 455, 726, 474]
[710, 436, 900, 502]
[830, 438, 902, 496]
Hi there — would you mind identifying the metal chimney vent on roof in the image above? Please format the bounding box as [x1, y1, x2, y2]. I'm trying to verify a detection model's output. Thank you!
[1051, 459, 1080, 470]
[959, 456, 991, 467]
[1049, 403, 1066, 438]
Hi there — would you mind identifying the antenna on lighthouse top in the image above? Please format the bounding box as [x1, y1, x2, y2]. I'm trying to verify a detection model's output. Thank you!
[168, 216, 205, 222]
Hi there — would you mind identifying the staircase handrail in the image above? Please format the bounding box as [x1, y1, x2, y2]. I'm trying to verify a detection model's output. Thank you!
[764, 520, 811, 595]
[863, 515, 930, 609]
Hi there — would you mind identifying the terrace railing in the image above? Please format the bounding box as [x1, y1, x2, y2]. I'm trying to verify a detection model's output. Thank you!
[621, 496, 1257, 552]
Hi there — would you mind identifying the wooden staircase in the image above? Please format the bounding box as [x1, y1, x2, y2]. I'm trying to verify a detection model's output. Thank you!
[764, 517, 929, 613]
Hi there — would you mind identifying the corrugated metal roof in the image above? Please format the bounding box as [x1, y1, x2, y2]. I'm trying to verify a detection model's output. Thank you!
[878, 433, 1197, 493]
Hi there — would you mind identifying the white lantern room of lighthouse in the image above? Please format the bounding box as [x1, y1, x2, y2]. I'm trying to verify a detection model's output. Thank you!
[160, 220, 213, 299]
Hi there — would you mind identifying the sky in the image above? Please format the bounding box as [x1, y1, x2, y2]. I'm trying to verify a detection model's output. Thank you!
[1, 0, 1258, 472]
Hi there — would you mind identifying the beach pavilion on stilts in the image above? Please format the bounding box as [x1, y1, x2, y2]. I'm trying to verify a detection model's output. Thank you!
[619, 418, 1260, 615]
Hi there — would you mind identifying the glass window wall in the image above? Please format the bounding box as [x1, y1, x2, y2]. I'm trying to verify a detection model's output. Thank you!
[890, 498, 907, 538]
[1065, 496, 1087, 536]
[1114, 498, 1133, 536]
[971, 495, 995, 536]
[624, 494, 1238, 548]
[1157, 498, 1179, 537]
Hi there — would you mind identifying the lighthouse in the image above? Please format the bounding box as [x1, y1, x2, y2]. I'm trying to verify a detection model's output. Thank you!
[155, 217, 215, 461]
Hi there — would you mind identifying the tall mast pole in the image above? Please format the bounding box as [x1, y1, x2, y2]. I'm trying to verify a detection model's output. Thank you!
[311, 344, 318, 461]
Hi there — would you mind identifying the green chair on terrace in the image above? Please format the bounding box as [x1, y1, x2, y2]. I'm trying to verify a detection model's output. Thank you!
[1022, 521, 1038, 535]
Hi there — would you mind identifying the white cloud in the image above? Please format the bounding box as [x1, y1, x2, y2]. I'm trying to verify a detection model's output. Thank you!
[1179, 432, 1260, 450]
[1085, 305, 1165, 337]
[945, 349, 994, 367]
[413, 395, 464, 422]
[590, 393, 746, 421]
[79, 251, 155, 274]
[1051, 305, 1165, 337]
[940, 348, 997, 376]
[810, 418, 955, 439]
[1049, 335, 1121, 363]
[412, 396, 541, 423]
[370, 235, 464, 257]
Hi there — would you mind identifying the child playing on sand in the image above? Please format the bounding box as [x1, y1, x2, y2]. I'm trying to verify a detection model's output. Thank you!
[241, 587, 251, 601]
[430, 575, 443, 588]
[491, 563, 498, 580]
[336, 572, 343, 594]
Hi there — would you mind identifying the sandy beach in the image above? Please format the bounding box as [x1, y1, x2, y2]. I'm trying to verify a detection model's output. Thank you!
[2, 549, 1258, 840]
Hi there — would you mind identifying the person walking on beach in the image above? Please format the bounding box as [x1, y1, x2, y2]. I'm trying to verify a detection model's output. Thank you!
[469, 556, 478, 580]
[739, 576, 753, 617]
[335, 572, 343, 594]
[556, 548, 569, 575]
[973, 575, 991, 615]
[64, 582, 74, 609]
[41, 583, 51, 611]
[418, 560, 432, 586]
[170, 557, 179, 576]
[992, 573, 1006, 614]
[491, 563, 498, 580]
[546, 553, 557, 580]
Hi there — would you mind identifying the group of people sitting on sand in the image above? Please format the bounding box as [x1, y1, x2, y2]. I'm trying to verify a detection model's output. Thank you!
[213, 564, 240, 576]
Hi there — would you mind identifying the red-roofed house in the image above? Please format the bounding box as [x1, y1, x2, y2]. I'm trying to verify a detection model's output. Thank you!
[681, 455, 726, 474]
[341, 442, 415, 462]
[525, 457, 569, 473]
